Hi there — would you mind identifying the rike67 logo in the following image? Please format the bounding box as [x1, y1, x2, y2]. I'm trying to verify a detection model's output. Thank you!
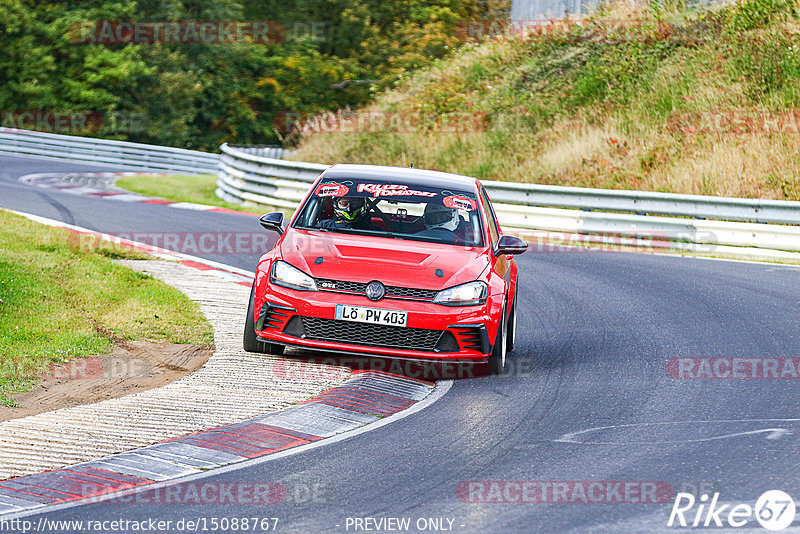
[668, 490, 796, 531]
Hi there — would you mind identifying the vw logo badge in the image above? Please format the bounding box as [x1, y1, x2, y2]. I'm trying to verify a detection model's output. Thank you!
[365, 281, 385, 301]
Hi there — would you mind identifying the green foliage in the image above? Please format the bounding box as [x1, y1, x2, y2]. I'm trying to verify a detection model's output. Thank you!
[722, 0, 800, 106]
[457, 16, 693, 144]
[726, 27, 800, 104]
[726, 0, 798, 31]
[0, 0, 502, 151]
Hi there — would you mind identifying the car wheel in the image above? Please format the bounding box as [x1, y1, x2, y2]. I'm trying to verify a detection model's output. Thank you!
[489, 303, 507, 375]
[243, 285, 285, 355]
[506, 296, 517, 353]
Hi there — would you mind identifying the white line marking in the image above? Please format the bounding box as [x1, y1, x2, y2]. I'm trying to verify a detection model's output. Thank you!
[554, 419, 800, 444]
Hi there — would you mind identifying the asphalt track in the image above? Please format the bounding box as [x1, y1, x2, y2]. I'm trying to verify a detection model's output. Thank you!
[1, 154, 800, 533]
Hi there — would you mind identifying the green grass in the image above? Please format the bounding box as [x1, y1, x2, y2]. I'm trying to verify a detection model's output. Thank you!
[116, 174, 266, 214]
[292, 0, 800, 200]
[0, 210, 214, 405]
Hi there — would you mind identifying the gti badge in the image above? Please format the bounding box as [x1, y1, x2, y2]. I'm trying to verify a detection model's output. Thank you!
[365, 281, 386, 301]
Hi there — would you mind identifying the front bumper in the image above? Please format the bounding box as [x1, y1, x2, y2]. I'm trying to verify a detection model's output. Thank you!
[254, 283, 495, 362]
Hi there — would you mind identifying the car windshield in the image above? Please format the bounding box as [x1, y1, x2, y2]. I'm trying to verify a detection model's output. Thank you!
[294, 178, 484, 246]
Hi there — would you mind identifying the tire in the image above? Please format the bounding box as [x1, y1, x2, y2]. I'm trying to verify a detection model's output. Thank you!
[243, 285, 285, 355]
[489, 303, 507, 375]
[506, 296, 517, 353]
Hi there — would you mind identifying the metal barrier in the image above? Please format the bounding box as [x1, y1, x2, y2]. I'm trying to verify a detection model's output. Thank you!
[7, 130, 792, 259]
[227, 145, 288, 160]
[0, 128, 220, 174]
[216, 143, 326, 209]
[216, 143, 800, 260]
[480, 180, 800, 225]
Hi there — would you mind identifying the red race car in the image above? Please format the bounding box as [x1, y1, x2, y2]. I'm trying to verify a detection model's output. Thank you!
[243, 164, 527, 374]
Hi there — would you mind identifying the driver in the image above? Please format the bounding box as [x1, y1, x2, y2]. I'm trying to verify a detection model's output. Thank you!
[415, 202, 464, 239]
[319, 196, 375, 229]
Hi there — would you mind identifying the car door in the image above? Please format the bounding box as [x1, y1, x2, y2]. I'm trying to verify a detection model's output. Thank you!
[479, 186, 510, 282]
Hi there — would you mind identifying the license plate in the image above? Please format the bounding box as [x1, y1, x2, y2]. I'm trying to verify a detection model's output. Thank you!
[335, 304, 407, 327]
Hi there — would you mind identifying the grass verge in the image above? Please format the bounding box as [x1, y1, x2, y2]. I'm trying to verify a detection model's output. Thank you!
[0, 210, 214, 406]
[292, 0, 800, 200]
[115, 173, 266, 214]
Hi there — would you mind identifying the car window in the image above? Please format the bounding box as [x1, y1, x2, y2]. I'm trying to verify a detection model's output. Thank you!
[294, 179, 485, 247]
[479, 188, 500, 247]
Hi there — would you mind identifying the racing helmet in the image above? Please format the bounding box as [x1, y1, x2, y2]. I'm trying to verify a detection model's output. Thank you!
[423, 202, 459, 231]
[333, 196, 365, 222]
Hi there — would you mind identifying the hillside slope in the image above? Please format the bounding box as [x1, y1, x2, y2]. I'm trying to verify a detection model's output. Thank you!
[293, 0, 800, 200]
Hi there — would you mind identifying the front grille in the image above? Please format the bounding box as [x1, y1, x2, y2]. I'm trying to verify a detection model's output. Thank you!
[387, 286, 438, 300]
[298, 317, 444, 352]
[317, 279, 365, 293]
[315, 278, 438, 301]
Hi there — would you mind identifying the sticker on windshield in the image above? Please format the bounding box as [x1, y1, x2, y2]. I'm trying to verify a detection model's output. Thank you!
[357, 183, 437, 198]
[443, 195, 477, 211]
[315, 183, 349, 197]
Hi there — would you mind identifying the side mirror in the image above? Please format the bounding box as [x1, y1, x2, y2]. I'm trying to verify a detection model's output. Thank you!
[495, 235, 528, 256]
[259, 212, 285, 234]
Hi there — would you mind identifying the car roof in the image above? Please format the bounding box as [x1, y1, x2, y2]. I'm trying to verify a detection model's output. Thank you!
[322, 164, 480, 192]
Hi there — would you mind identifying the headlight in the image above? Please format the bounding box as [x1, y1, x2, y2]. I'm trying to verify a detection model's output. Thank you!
[433, 281, 488, 306]
[270, 260, 318, 291]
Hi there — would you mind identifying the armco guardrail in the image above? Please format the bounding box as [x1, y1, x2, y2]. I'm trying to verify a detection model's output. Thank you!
[0, 128, 219, 174]
[216, 143, 326, 209]
[228, 145, 289, 160]
[217, 144, 800, 260]
[480, 180, 800, 225]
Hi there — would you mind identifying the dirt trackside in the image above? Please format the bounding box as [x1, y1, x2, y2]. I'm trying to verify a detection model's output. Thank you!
[0, 342, 212, 422]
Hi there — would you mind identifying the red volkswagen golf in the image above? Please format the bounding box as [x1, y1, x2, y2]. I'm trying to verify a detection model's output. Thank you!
[243, 164, 527, 374]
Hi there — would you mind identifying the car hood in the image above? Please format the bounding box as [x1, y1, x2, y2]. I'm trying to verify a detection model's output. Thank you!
[280, 229, 489, 290]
